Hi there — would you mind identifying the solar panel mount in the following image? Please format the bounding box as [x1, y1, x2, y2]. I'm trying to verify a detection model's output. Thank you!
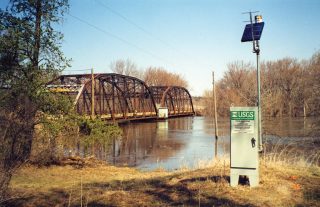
[241, 22, 264, 42]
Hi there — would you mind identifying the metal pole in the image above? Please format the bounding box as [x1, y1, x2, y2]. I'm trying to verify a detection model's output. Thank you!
[256, 49, 263, 151]
[251, 12, 263, 152]
[91, 68, 95, 119]
[213, 71, 219, 158]
[246, 11, 263, 152]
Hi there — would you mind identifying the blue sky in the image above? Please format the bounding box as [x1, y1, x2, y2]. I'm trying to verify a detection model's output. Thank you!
[1, 0, 320, 96]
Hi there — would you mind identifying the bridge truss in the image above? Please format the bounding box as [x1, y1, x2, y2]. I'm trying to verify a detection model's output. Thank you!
[149, 86, 194, 117]
[48, 73, 194, 121]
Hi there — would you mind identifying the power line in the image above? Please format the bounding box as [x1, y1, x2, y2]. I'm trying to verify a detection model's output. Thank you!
[68, 13, 176, 67]
[94, 0, 209, 70]
[64, 69, 91, 71]
[62, 69, 92, 75]
[94, 0, 178, 52]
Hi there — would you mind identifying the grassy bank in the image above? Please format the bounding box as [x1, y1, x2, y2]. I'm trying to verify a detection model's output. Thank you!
[5, 158, 320, 207]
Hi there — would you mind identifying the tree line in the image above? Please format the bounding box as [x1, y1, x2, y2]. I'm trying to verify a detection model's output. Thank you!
[203, 52, 320, 117]
[110, 59, 189, 88]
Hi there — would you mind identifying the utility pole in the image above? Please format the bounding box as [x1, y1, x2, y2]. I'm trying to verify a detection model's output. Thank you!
[213, 71, 219, 158]
[91, 68, 95, 119]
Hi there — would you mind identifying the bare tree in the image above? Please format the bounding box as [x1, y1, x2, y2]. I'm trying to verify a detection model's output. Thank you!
[306, 52, 320, 115]
[221, 61, 256, 106]
[262, 58, 302, 117]
[110, 59, 143, 79]
[143, 67, 188, 88]
[202, 51, 320, 117]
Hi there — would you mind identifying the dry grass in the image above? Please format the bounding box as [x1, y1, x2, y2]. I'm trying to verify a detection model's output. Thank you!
[263, 136, 320, 167]
[4, 156, 320, 207]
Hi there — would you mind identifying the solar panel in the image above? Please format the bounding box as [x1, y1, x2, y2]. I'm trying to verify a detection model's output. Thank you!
[241, 22, 264, 42]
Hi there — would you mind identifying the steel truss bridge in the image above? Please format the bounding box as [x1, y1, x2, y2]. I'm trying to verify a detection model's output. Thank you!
[47, 73, 194, 122]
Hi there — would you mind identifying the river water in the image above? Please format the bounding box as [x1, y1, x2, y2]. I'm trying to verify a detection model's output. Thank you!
[106, 116, 319, 171]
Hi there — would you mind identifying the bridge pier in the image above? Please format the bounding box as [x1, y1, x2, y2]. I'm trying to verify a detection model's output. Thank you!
[157, 107, 168, 119]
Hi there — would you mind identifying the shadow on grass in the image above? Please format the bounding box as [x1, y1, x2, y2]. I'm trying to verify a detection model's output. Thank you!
[7, 174, 255, 207]
[5, 189, 69, 207]
[299, 186, 320, 207]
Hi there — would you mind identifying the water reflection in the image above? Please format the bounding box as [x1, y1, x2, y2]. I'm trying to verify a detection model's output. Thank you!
[109, 117, 229, 170]
[108, 116, 319, 171]
[263, 117, 317, 138]
[109, 119, 185, 168]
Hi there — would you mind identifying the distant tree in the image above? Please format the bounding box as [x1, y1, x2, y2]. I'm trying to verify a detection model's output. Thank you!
[202, 52, 320, 118]
[306, 52, 320, 115]
[202, 61, 255, 116]
[0, 0, 69, 201]
[110, 60, 189, 88]
[143, 67, 188, 88]
[261, 58, 303, 117]
[260, 60, 285, 116]
[202, 90, 214, 116]
[221, 61, 256, 106]
[110, 59, 143, 79]
[274, 58, 301, 116]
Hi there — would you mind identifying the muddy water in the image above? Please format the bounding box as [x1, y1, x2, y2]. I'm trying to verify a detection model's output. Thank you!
[107, 116, 319, 171]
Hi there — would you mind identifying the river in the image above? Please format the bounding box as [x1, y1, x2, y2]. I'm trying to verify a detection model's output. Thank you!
[106, 116, 319, 171]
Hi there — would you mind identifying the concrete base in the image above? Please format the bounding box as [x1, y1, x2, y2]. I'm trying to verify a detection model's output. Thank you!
[230, 168, 259, 187]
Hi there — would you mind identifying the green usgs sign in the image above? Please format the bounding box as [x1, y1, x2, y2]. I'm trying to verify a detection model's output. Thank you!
[231, 111, 255, 120]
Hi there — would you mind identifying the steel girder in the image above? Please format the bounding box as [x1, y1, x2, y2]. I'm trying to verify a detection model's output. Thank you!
[48, 73, 158, 120]
[149, 86, 195, 116]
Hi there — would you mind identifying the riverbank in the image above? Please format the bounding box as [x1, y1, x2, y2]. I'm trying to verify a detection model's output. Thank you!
[6, 159, 320, 207]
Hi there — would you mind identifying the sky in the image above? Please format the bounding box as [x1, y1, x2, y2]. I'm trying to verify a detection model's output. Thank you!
[1, 0, 320, 96]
